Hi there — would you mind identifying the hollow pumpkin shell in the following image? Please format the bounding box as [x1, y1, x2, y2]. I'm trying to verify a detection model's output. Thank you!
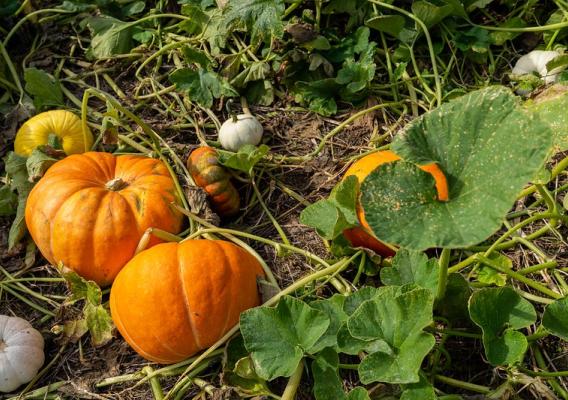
[187, 147, 240, 217]
[15, 110, 93, 156]
[343, 150, 449, 256]
[110, 239, 265, 364]
[25, 152, 183, 286]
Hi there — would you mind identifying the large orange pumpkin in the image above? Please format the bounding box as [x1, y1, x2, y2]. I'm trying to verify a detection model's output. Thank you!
[343, 150, 449, 256]
[110, 239, 265, 363]
[25, 152, 183, 286]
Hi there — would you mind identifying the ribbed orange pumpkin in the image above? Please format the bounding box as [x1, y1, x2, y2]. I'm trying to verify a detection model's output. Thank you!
[25, 152, 183, 286]
[110, 239, 265, 363]
[187, 147, 240, 217]
[343, 150, 449, 256]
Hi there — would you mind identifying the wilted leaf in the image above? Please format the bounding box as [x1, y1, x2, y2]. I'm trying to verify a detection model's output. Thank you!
[219, 144, 269, 174]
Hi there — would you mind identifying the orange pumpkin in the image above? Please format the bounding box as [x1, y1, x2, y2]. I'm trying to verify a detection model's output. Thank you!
[343, 150, 449, 256]
[25, 152, 183, 286]
[187, 147, 240, 217]
[110, 239, 265, 363]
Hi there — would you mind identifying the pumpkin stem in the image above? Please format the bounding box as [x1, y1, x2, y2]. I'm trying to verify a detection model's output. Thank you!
[226, 98, 238, 122]
[105, 178, 129, 191]
[47, 133, 63, 150]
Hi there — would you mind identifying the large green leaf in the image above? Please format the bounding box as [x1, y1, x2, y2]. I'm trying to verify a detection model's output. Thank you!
[240, 296, 330, 380]
[169, 68, 237, 108]
[86, 16, 136, 59]
[361, 86, 552, 250]
[223, 0, 285, 44]
[380, 249, 439, 296]
[542, 297, 568, 341]
[24, 68, 64, 111]
[527, 84, 568, 152]
[309, 295, 348, 353]
[347, 285, 435, 384]
[469, 287, 536, 365]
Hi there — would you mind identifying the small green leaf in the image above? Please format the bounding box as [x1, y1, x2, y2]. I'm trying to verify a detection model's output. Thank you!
[348, 285, 435, 384]
[231, 61, 270, 87]
[293, 79, 339, 116]
[86, 16, 136, 59]
[469, 287, 536, 365]
[309, 295, 348, 353]
[300, 176, 358, 240]
[169, 68, 237, 108]
[347, 388, 371, 400]
[411, 1, 455, 29]
[219, 144, 269, 174]
[181, 46, 212, 69]
[361, 86, 552, 250]
[312, 348, 345, 400]
[401, 374, 437, 400]
[5, 152, 34, 249]
[240, 296, 330, 380]
[84, 302, 113, 346]
[24, 68, 64, 111]
[0, 185, 17, 216]
[223, 0, 285, 44]
[475, 253, 511, 286]
[365, 15, 406, 37]
[543, 297, 568, 341]
[380, 249, 439, 295]
[528, 84, 568, 152]
[436, 273, 472, 322]
[490, 17, 526, 46]
[26, 148, 57, 182]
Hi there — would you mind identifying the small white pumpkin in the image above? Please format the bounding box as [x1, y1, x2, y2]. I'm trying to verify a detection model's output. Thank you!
[0, 315, 45, 393]
[512, 50, 561, 84]
[218, 114, 263, 152]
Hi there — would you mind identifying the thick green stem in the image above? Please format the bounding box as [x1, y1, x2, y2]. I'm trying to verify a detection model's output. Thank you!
[436, 248, 451, 302]
[281, 360, 304, 400]
[434, 375, 491, 394]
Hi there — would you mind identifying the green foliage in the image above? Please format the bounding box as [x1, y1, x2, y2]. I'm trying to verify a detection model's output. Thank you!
[469, 287, 536, 365]
[169, 68, 237, 108]
[361, 86, 552, 250]
[4, 152, 34, 249]
[300, 175, 359, 240]
[475, 253, 512, 286]
[380, 249, 439, 295]
[24, 68, 64, 110]
[219, 144, 269, 175]
[542, 297, 568, 341]
[0, 185, 18, 216]
[348, 285, 435, 384]
[240, 295, 330, 380]
[85, 16, 138, 59]
[223, 0, 285, 44]
[60, 268, 114, 346]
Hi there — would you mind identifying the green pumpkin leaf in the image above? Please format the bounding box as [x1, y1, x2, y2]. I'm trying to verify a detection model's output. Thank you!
[169, 68, 238, 108]
[24, 68, 64, 111]
[380, 249, 439, 296]
[469, 287, 536, 365]
[312, 348, 345, 400]
[0, 185, 18, 216]
[309, 295, 348, 353]
[365, 15, 406, 37]
[401, 374, 437, 400]
[542, 297, 568, 341]
[4, 152, 34, 249]
[240, 296, 330, 380]
[300, 176, 358, 240]
[84, 302, 113, 346]
[527, 84, 568, 153]
[223, 0, 285, 44]
[361, 86, 552, 250]
[347, 285, 435, 384]
[219, 144, 270, 175]
[436, 273, 472, 322]
[475, 253, 512, 286]
[86, 16, 136, 59]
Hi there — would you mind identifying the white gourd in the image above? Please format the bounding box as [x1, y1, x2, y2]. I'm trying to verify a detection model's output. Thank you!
[0, 315, 45, 393]
[512, 50, 561, 84]
[218, 114, 263, 152]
